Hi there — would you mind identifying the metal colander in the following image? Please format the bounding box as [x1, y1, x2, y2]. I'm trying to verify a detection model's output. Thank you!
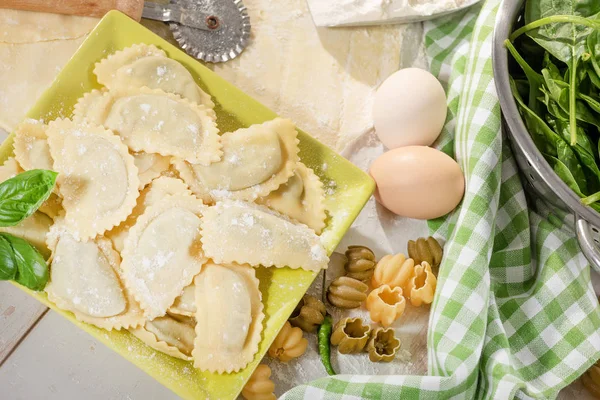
[493, 0, 600, 272]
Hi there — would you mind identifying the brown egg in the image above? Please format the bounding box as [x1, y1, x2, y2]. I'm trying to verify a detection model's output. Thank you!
[369, 146, 465, 219]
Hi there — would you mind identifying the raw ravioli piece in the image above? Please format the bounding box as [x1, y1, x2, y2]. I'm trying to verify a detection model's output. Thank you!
[132, 152, 171, 189]
[0, 157, 22, 181]
[45, 228, 144, 330]
[192, 262, 264, 373]
[13, 122, 64, 219]
[121, 193, 207, 319]
[173, 118, 299, 203]
[46, 119, 140, 240]
[94, 43, 166, 86]
[80, 87, 221, 164]
[130, 313, 196, 360]
[256, 162, 326, 234]
[93, 43, 214, 110]
[201, 200, 329, 271]
[0, 211, 52, 258]
[169, 283, 196, 316]
[72, 89, 112, 125]
[37, 192, 63, 220]
[106, 176, 190, 252]
[13, 120, 53, 171]
[96, 49, 213, 110]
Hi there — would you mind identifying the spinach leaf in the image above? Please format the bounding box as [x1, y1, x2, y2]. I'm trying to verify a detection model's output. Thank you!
[550, 155, 586, 196]
[579, 92, 600, 112]
[0, 233, 48, 291]
[510, 78, 561, 156]
[524, 1, 600, 63]
[587, 29, 600, 78]
[0, 169, 57, 227]
[505, 39, 545, 114]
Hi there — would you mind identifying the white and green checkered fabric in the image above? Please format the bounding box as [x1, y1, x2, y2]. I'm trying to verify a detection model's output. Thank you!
[281, 0, 600, 398]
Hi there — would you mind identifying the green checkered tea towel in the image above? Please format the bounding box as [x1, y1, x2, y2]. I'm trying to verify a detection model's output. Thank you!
[282, 0, 600, 398]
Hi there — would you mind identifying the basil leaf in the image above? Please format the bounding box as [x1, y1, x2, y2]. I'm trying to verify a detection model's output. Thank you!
[0, 169, 58, 227]
[0, 235, 17, 280]
[0, 233, 48, 291]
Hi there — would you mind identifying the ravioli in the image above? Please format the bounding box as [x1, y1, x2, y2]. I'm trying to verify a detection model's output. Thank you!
[46, 119, 140, 240]
[106, 176, 190, 252]
[192, 262, 264, 373]
[173, 118, 299, 203]
[256, 163, 327, 234]
[121, 193, 207, 319]
[0, 157, 22, 181]
[169, 283, 196, 317]
[13, 120, 53, 171]
[132, 152, 171, 189]
[45, 229, 144, 330]
[201, 200, 329, 271]
[130, 313, 196, 360]
[0, 211, 52, 258]
[93, 43, 214, 110]
[76, 87, 221, 165]
[72, 89, 112, 125]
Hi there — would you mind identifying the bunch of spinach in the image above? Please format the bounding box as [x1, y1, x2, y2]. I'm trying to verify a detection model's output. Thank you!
[0, 169, 57, 291]
[506, 0, 600, 210]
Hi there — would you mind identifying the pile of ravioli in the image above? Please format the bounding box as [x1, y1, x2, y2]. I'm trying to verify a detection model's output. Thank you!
[1, 44, 330, 374]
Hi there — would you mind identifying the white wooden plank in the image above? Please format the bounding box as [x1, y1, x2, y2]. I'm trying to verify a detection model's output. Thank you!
[0, 310, 178, 400]
[0, 282, 47, 365]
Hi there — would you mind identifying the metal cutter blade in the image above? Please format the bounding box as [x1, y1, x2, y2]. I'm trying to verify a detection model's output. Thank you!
[143, 0, 251, 63]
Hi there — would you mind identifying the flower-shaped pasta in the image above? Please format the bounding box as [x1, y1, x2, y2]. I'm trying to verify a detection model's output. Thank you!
[241, 364, 276, 400]
[366, 285, 406, 327]
[344, 245, 376, 282]
[408, 236, 443, 269]
[371, 253, 415, 291]
[367, 327, 401, 362]
[268, 321, 308, 362]
[289, 295, 326, 333]
[406, 261, 437, 307]
[330, 317, 371, 354]
[327, 276, 368, 309]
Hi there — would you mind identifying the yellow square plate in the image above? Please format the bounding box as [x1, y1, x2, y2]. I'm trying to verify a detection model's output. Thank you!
[2, 11, 374, 400]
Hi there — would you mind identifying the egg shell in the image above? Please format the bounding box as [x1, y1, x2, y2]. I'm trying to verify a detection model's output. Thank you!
[370, 146, 464, 220]
[374, 68, 447, 149]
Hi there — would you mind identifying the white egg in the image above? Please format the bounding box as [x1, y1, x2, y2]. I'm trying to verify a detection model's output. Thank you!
[373, 68, 447, 149]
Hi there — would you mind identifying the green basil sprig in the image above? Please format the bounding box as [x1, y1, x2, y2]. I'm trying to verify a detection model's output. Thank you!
[0, 233, 48, 291]
[0, 169, 57, 227]
[0, 169, 57, 290]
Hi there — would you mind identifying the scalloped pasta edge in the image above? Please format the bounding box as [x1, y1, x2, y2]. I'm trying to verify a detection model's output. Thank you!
[13, 119, 49, 171]
[257, 162, 327, 234]
[46, 118, 141, 241]
[72, 89, 112, 125]
[120, 193, 207, 319]
[200, 200, 329, 271]
[45, 230, 145, 331]
[107, 87, 222, 165]
[192, 263, 264, 374]
[93, 43, 166, 87]
[172, 118, 300, 203]
[129, 321, 193, 361]
[93, 43, 215, 112]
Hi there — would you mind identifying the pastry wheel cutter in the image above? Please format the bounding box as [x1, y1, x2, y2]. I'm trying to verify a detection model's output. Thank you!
[143, 0, 251, 63]
[1, 0, 251, 63]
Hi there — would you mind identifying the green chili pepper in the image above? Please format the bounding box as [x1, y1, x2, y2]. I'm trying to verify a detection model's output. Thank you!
[318, 315, 336, 375]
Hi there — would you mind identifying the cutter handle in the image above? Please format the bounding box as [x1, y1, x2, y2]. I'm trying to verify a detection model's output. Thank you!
[0, 0, 144, 21]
